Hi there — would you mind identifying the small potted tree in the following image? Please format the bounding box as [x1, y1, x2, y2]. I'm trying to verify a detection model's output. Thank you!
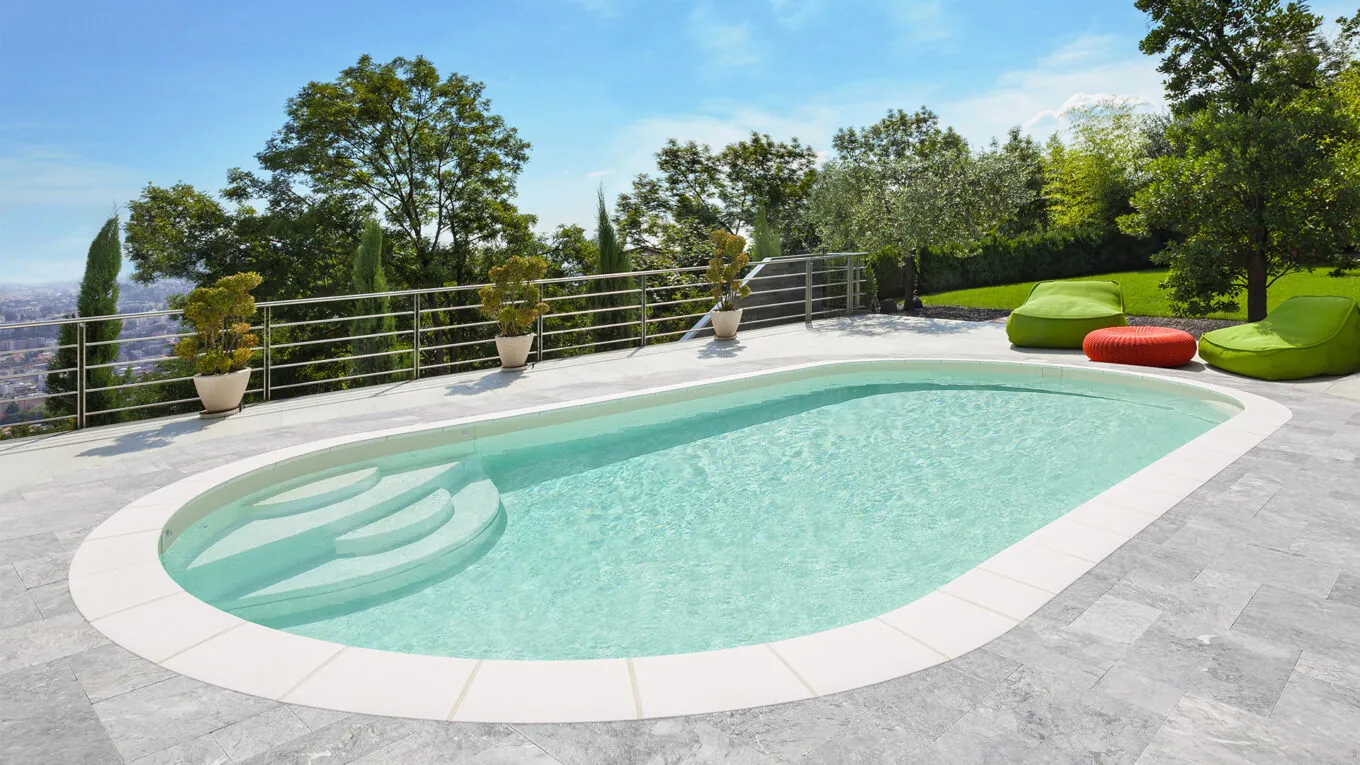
[479, 255, 550, 370]
[706, 230, 751, 340]
[174, 272, 263, 417]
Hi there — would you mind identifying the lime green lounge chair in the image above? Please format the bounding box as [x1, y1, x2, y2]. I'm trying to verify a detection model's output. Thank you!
[1198, 296, 1360, 381]
[1005, 280, 1127, 348]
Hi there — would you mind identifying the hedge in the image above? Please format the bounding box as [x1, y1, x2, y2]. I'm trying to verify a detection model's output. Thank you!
[871, 229, 1159, 298]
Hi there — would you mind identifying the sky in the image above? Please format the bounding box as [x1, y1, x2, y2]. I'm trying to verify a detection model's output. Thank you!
[0, 0, 1350, 284]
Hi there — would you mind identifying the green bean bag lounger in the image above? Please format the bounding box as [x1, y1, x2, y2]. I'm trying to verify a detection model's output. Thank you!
[1005, 280, 1127, 349]
[1198, 295, 1360, 381]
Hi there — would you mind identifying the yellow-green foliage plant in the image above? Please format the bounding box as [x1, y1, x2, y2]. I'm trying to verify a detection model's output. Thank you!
[175, 272, 263, 375]
[706, 230, 751, 311]
[479, 256, 550, 336]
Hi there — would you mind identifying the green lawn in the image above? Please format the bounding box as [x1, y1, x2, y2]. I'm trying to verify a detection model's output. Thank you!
[923, 267, 1360, 320]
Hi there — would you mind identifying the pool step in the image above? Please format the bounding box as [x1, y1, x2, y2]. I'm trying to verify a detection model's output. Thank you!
[181, 461, 478, 595]
[249, 466, 381, 519]
[334, 488, 454, 556]
[225, 475, 505, 620]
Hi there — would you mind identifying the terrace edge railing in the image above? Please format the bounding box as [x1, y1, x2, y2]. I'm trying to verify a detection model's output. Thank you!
[0, 252, 866, 437]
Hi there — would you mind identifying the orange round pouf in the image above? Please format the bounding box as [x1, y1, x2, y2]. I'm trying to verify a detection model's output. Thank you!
[1082, 326, 1198, 367]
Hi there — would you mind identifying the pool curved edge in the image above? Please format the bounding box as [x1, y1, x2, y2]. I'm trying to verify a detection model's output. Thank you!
[67, 358, 1292, 723]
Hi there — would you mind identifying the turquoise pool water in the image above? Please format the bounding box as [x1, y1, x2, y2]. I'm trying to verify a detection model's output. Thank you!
[163, 367, 1232, 660]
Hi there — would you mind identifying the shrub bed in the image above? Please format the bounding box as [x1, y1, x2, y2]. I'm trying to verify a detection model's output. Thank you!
[872, 229, 1159, 298]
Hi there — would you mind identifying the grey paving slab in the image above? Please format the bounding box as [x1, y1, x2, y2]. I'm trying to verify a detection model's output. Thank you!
[210, 707, 311, 762]
[0, 563, 40, 629]
[1269, 667, 1360, 751]
[352, 722, 559, 764]
[237, 714, 414, 765]
[0, 658, 123, 765]
[518, 717, 781, 765]
[1230, 583, 1360, 664]
[129, 734, 231, 765]
[28, 579, 76, 618]
[927, 666, 1164, 765]
[12, 548, 74, 588]
[1093, 663, 1186, 717]
[0, 317, 1358, 764]
[1136, 693, 1357, 764]
[1329, 571, 1360, 606]
[1066, 594, 1162, 644]
[93, 675, 279, 761]
[836, 661, 1011, 738]
[984, 615, 1126, 687]
[0, 531, 63, 565]
[70, 642, 178, 703]
[287, 705, 352, 732]
[0, 610, 109, 675]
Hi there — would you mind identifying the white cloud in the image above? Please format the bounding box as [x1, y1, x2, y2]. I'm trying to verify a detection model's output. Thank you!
[768, 0, 825, 28]
[886, 0, 951, 46]
[688, 5, 763, 73]
[0, 148, 142, 208]
[518, 32, 1164, 236]
[586, 169, 613, 178]
[562, 0, 625, 17]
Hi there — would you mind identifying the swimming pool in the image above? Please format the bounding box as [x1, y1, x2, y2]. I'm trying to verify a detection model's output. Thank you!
[161, 363, 1231, 659]
[71, 359, 1289, 722]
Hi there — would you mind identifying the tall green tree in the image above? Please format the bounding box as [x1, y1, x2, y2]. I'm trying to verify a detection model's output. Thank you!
[124, 177, 362, 301]
[46, 217, 124, 423]
[1045, 99, 1151, 233]
[350, 221, 396, 377]
[999, 127, 1049, 236]
[257, 55, 532, 288]
[809, 109, 1036, 256]
[615, 132, 818, 265]
[1122, 1, 1360, 320]
[751, 203, 781, 262]
[594, 189, 635, 342]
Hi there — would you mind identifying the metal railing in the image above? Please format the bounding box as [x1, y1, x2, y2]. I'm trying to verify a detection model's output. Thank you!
[0, 252, 866, 435]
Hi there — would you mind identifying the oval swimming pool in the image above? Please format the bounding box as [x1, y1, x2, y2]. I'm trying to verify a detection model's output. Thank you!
[159, 362, 1235, 661]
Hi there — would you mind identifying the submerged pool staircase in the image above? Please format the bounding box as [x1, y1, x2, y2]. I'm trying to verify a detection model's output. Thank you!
[176, 460, 504, 622]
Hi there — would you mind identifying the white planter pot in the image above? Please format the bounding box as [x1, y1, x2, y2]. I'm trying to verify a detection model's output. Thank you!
[495, 334, 535, 370]
[711, 308, 743, 340]
[193, 368, 251, 417]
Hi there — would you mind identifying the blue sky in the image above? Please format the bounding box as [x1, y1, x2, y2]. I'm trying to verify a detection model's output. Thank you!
[0, 0, 1348, 284]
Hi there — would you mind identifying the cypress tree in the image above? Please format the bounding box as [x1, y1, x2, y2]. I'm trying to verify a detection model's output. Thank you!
[350, 220, 395, 377]
[751, 203, 781, 263]
[45, 217, 123, 424]
[593, 188, 634, 343]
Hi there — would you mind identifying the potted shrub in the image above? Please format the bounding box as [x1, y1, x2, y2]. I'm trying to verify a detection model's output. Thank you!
[706, 230, 752, 340]
[479, 256, 550, 370]
[174, 272, 263, 417]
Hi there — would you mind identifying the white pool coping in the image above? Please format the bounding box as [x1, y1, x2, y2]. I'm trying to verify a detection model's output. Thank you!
[68, 358, 1291, 723]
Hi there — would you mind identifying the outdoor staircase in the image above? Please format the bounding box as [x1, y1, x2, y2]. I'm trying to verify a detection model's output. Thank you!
[176, 459, 504, 621]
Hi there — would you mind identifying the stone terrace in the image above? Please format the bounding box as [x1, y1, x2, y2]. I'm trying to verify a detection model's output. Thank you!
[2, 315, 1359, 764]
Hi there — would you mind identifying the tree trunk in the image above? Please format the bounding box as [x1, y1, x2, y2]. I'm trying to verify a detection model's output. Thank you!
[1246, 252, 1268, 322]
[902, 257, 916, 309]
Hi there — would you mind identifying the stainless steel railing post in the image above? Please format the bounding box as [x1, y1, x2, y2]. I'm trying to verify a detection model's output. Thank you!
[805, 259, 813, 322]
[75, 322, 86, 429]
[412, 294, 422, 379]
[846, 257, 854, 316]
[262, 306, 272, 402]
[639, 274, 648, 347]
[535, 308, 544, 365]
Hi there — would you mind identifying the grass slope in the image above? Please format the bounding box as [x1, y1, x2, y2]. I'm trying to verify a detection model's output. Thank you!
[923, 267, 1360, 320]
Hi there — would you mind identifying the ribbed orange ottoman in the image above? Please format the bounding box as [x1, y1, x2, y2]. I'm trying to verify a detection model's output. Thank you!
[1082, 326, 1197, 367]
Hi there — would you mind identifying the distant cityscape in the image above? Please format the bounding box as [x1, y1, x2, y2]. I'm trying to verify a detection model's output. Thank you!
[0, 280, 192, 422]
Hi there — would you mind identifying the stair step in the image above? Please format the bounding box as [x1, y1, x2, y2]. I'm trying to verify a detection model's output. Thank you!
[181, 462, 475, 595]
[249, 466, 381, 519]
[334, 489, 454, 556]
[227, 476, 504, 616]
